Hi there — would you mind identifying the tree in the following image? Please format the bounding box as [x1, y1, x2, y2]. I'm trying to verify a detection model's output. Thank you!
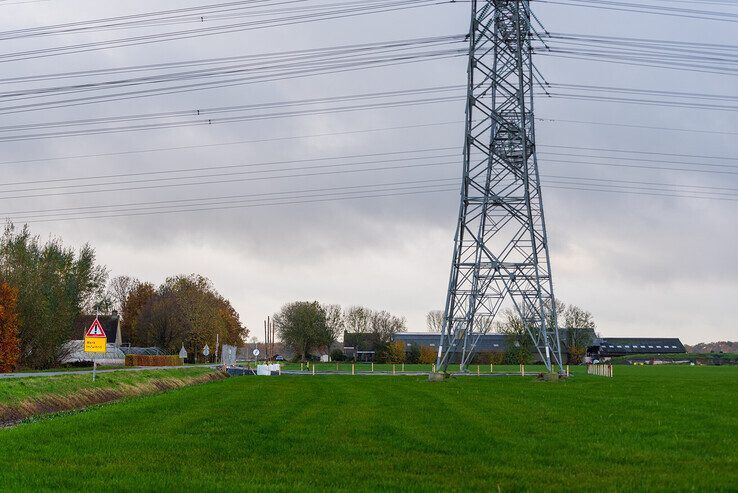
[419, 346, 436, 364]
[274, 301, 334, 361]
[496, 309, 534, 365]
[0, 224, 108, 369]
[562, 304, 596, 364]
[426, 310, 444, 333]
[0, 282, 19, 373]
[386, 340, 406, 364]
[323, 303, 345, 342]
[121, 281, 156, 344]
[408, 344, 421, 364]
[108, 275, 136, 313]
[130, 274, 247, 357]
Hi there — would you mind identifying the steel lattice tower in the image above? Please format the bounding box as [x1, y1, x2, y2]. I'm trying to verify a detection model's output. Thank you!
[436, 0, 563, 373]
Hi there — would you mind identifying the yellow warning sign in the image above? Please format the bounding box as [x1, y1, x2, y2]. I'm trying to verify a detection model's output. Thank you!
[84, 317, 107, 353]
[84, 336, 107, 353]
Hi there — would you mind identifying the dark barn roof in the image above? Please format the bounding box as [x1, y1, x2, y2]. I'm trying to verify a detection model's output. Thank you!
[591, 337, 685, 356]
[392, 332, 508, 352]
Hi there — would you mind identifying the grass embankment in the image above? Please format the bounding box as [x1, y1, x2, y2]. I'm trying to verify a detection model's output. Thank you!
[0, 365, 736, 491]
[0, 367, 223, 425]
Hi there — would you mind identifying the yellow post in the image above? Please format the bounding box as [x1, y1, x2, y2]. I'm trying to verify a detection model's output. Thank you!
[477, 365, 480, 376]
[336, 362, 339, 371]
[393, 364, 396, 375]
[371, 362, 374, 372]
[352, 363, 355, 375]
[566, 365, 570, 376]
[490, 363, 493, 373]
[432, 363, 436, 373]
[312, 365, 315, 376]
[301, 362, 304, 372]
[521, 364, 525, 376]
[402, 363, 405, 372]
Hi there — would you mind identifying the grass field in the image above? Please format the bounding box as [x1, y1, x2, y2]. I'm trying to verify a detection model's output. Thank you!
[0, 366, 736, 491]
[0, 367, 213, 405]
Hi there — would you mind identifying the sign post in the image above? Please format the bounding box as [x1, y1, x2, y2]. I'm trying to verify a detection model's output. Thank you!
[84, 317, 107, 381]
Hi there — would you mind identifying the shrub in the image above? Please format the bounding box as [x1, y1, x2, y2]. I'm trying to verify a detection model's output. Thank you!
[474, 351, 506, 365]
[407, 344, 420, 364]
[419, 346, 436, 364]
[330, 349, 346, 362]
[125, 354, 183, 367]
[386, 340, 406, 364]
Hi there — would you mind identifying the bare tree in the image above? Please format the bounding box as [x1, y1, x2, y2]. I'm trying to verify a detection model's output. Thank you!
[108, 275, 137, 313]
[426, 310, 444, 333]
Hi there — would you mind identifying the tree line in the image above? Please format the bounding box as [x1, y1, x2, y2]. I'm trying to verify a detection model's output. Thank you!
[0, 225, 246, 371]
[424, 301, 597, 364]
[273, 301, 406, 362]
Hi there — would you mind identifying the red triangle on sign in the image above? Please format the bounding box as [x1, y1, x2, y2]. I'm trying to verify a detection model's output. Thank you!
[85, 317, 107, 338]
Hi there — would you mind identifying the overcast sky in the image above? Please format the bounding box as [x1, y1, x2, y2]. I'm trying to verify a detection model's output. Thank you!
[2, 0, 736, 344]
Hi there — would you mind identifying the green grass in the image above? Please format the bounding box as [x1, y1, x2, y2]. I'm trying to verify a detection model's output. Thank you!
[248, 361, 552, 374]
[0, 366, 736, 491]
[0, 367, 213, 405]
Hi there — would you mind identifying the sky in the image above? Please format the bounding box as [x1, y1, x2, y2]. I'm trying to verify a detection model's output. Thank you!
[1, 0, 737, 344]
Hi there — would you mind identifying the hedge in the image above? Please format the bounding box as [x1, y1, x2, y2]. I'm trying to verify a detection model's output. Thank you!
[124, 355, 183, 367]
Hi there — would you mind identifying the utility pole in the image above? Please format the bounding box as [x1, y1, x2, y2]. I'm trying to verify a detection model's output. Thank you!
[437, 0, 563, 374]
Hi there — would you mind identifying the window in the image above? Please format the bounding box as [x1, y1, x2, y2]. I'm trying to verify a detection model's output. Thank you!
[648, 346, 653, 348]
[494, 344, 499, 347]
[671, 346, 677, 349]
[656, 346, 662, 349]
[617, 345, 622, 348]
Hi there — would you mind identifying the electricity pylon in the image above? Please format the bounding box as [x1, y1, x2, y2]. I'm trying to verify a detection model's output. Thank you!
[436, 0, 563, 373]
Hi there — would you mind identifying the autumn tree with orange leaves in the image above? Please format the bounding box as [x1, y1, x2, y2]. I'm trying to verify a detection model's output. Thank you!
[0, 282, 20, 373]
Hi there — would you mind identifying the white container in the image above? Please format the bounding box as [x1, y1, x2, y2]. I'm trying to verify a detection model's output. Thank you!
[256, 364, 271, 376]
[269, 364, 281, 373]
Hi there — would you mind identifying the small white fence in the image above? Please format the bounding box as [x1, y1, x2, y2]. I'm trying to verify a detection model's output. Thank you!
[588, 364, 614, 377]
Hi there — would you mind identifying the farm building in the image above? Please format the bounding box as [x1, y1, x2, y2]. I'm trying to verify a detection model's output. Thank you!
[587, 338, 686, 358]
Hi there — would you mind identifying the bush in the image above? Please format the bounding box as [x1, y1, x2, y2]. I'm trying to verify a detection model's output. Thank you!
[330, 349, 346, 362]
[474, 351, 506, 365]
[407, 344, 420, 364]
[125, 355, 183, 367]
[419, 346, 436, 365]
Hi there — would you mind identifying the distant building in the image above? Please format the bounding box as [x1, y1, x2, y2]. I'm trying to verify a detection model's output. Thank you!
[588, 338, 685, 359]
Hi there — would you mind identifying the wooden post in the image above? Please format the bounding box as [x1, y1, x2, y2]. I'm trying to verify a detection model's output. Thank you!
[566, 364, 570, 376]
[477, 365, 480, 376]
[312, 365, 315, 376]
[432, 363, 436, 373]
[402, 363, 405, 372]
[301, 362, 304, 372]
[336, 362, 339, 371]
[490, 363, 493, 373]
[371, 362, 374, 372]
[352, 363, 355, 375]
[521, 364, 525, 376]
[393, 364, 396, 375]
